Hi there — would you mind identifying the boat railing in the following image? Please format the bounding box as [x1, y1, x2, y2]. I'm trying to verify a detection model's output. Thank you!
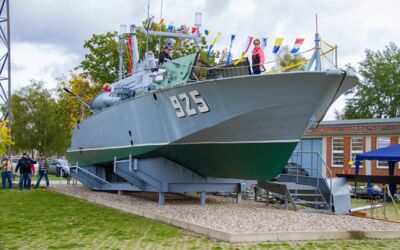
[73, 164, 111, 185]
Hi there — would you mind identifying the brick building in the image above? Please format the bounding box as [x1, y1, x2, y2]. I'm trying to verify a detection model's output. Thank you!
[298, 118, 400, 177]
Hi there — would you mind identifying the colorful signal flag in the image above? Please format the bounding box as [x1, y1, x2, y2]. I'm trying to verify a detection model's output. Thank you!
[272, 38, 284, 53]
[290, 38, 305, 53]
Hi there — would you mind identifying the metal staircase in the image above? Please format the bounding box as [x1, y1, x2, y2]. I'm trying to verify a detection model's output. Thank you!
[276, 178, 331, 211]
[257, 151, 351, 214]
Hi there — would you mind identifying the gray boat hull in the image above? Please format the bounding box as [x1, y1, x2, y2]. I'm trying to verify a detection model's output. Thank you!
[67, 70, 357, 180]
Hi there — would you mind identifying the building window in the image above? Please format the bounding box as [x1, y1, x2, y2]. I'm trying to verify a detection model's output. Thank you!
[377, 137, 390, 169]
[332, 137, 344, 167]
[351, 137, 364, 168]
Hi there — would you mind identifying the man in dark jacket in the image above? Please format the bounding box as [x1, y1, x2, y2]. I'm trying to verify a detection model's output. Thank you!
[158, 47, 172, 65]
[15, 153, 36, 190]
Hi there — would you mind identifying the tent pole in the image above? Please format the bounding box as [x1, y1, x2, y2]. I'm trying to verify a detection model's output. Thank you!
[388, 161, 396, 197]
[354, 160, 361, 191]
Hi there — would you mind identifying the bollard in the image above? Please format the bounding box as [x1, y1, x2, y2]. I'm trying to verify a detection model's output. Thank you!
[200, 192, 206, 206]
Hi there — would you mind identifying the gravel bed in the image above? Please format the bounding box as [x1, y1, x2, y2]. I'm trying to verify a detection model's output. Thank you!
[50, 185, 400, 233]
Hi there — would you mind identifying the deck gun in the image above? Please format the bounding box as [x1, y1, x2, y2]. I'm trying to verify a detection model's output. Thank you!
[63, 87, 94, 113]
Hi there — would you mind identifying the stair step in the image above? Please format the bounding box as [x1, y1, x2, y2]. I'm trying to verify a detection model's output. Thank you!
[287, 186, 318, 191]
[290, 193, 322, 197]
[299, 209, 332, 213]
[293, 200, 327, 205]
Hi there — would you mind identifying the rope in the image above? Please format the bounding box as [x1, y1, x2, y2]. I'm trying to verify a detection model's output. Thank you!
[321, 39, 336, 50]
[387, 185, 400, 215]
[263, 58, 310, 74]
[263, 46, 336, 74]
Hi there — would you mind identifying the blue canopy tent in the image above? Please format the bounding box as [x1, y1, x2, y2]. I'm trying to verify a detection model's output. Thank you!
[355, 144, 400, 196]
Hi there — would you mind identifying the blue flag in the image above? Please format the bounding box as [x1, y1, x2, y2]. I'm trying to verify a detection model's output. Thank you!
[226, 34, 236, 65]
[262, 38, 268, 49]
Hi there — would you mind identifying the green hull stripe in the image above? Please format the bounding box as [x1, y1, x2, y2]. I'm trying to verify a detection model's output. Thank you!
[67, 142, 298, 180]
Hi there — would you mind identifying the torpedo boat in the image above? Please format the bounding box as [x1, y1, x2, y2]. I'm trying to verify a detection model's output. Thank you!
[66, 20, 358, 182]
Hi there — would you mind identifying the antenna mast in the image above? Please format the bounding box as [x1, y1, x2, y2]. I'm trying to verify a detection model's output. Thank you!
[158, 0, 163, 55]
[145, 0, 151, 52]
[118, 24, 127, 80]
[306, 13, 322, 71]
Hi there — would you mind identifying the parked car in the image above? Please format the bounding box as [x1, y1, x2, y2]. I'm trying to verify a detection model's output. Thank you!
[48, 159, 70, 177]
[11, 157, 19, 172]
[281, 162, 309, 176]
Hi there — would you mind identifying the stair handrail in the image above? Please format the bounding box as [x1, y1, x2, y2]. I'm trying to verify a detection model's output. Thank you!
[74, 164, 111, 185]
[290, 151, 333, 210]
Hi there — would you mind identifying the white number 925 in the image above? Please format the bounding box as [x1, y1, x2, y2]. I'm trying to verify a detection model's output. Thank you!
[169, 90, 210, 118]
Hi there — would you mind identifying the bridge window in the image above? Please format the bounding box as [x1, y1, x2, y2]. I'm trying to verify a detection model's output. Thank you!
[332, 137, 344, 167]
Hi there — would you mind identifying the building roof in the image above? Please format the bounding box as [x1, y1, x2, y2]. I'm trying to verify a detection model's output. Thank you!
[304, 118, 400, 136]
[319, 118, 400, 127]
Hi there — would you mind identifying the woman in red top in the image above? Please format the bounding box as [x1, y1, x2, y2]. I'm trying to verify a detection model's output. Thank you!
[102, 83, 111, 93]
[251, 39, 265, 74]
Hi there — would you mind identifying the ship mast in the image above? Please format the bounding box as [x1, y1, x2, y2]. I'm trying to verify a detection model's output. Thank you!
[118, 25, 127, 80]
[306, 13, 322, 71]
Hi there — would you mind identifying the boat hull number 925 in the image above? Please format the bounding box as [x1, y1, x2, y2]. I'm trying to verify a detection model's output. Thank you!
[169, 90, 210, 118]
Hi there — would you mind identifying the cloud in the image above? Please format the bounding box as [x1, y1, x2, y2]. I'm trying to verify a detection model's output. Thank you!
[11, 0, 148, 54]
[11, 42, 80, 90]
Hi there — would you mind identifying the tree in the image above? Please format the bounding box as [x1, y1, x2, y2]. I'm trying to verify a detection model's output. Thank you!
[78, 31, 125, 84]
[341, 43, 400, 119]
[0, 120, 13, 155]
[275, 46, 306, 72]
[11, 81, 60, 156]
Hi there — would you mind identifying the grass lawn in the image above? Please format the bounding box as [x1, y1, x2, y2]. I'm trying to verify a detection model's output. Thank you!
[0, 189, 399, 249]
[32, 173, 67, 182]
[351, 197, 400, 221]
[11, 174, 67, 185]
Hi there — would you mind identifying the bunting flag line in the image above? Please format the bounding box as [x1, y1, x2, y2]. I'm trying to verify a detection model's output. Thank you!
[204, 30, 210, 35]
[234, 36, 253, 65]
[176, 25, 186, 34]
[226, 34, 236, 65]
[191, 27, 197, 34]
[167, 25, 174, 32]
[272, 38, 284, 53]
[290, 38, 305, 53]
[154, 18, 164, 33]
[262, 38, 268, 49]
[207, 32, 221, 58]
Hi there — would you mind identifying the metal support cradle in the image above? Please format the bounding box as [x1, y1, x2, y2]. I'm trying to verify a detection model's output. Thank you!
[71, 157, 255, 206]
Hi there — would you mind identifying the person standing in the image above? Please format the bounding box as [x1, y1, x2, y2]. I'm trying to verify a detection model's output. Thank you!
[251, 39, 265, 74]
[158, 47, 172, 65]
[101, 83, 111, 93]
[1, 154, 13, 189]
[35, 153, 50, 188]
[15, 153, 36, 190]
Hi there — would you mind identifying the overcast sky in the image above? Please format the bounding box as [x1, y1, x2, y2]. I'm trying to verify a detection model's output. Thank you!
[7, 0, 400, 119]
